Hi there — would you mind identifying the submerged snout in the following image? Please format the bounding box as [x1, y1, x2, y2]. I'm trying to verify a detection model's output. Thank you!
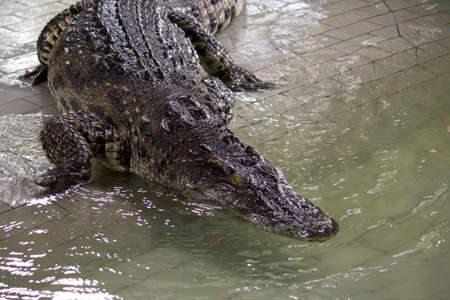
[295, 215, 339, 239]
[186, 127, 339, 240]
[248, 192, 339, 240]
[252, 211, 338, 240]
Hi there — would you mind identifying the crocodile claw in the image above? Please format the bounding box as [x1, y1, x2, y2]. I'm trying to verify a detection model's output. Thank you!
[35, 167, 90, 192]
[226, 65, 276, 92]
[20, 64, 48, 86]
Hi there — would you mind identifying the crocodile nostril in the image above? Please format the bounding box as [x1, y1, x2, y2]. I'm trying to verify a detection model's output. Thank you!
[314, 217, 339, 237]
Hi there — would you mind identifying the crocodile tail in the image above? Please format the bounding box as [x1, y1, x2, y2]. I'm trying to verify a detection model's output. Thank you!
[36, 0, 88, 65]
[197, 0, 245, 34]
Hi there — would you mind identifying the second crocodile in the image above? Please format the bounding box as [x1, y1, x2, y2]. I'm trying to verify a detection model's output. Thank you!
[33, 0, 339, 239]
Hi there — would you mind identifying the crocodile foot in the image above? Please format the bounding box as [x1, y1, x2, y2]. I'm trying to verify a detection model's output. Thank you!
[168, 9, 276, 92]
[225, 65, 276, 92]
[20, 64, 48, 86]
[35, 167, 91, 192]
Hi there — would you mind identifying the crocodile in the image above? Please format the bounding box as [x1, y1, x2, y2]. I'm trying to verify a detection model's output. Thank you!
[26, 0, 244, 85]
[31, 0, 339, 239]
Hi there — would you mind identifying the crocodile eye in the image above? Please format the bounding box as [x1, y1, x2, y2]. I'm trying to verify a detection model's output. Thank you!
[230, 173, 245, 186]
[259, 161, 279, 180]
[207, 155, 228, 175]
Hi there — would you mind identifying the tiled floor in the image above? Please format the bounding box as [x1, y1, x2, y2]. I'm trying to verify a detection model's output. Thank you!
[0, 0, 449, 117]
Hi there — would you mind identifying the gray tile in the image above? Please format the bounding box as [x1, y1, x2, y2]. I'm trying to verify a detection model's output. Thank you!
[0, 28, 40, 48]
[381, 64, 437, 92]
[0, 86, 41, 104]
[321, 9, 375, 27]
[0, 83, 45, 103]
[299, 48, 345, 65]
[5, 12, 57, 33]
[375, 37, 414, 54]
[0, 15, 23, 27]
[0, 99, 40, 115]
[325, 28, 365, 40]
[31, 104, 59, 115]
[421, 53, 450, 74]
[23, 91, 54, 107]
[16, 0, 68, 7]
[371, 25, 402, 39]
[0, 202, 11, 213]
[437, 37, 450, 50]
[0, 41, 36, 59]
[0, 2, 28, 16]
[323, 0, 373, 16]
[406, 2, 450, 15]
[13, 2, 67, 19]
[353, 45, 391, 61]
[358, 2, 390, 15]
[398, 21, 450, 46]
[385, 0, 424, 11]
[331, 35, 386, 53]
[416, 41, 450, 64]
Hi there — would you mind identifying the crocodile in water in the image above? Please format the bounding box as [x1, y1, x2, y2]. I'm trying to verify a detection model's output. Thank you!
[31, 0, 339, 239]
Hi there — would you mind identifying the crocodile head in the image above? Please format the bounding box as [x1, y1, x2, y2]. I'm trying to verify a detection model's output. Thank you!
[180, 127, 339, 240]
[134, 91, 338, 240]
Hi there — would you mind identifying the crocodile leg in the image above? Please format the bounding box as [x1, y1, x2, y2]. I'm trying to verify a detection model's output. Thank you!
[22, 1, 86, 86]
[36, 112, 114, 191]
[20, 64, 48, 86]
[168, 11, 275, 91]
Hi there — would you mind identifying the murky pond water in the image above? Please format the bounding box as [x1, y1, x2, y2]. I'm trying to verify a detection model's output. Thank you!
[1, 0, 450, 299]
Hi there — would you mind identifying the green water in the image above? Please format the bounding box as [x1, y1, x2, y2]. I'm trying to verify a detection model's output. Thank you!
[0, 78, 449, 299]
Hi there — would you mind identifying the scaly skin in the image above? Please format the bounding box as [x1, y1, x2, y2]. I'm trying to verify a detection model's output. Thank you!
[34, 0, 338, 239]
[25, 0, 244, 85]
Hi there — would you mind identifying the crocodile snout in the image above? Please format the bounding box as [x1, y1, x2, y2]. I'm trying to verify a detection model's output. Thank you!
[296, 216, 339, 239]
[250, 202, 339, 240]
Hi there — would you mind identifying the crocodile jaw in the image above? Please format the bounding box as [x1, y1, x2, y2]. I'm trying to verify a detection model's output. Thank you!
[173, 134, 339, 240]
[200, 176, 339, 240]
